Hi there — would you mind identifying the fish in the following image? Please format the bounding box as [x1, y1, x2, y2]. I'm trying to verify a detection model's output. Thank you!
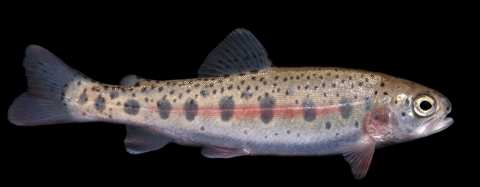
[7, 28, 453, 179]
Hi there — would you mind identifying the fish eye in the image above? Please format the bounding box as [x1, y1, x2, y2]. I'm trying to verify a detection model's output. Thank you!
[413, 95, 436, 117]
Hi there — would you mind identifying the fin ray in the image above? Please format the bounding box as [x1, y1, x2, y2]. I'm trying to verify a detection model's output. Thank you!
[340, 135, 376, 180]
[198, 28, 273, 77]
[8, 45, 80, 126]
[124, 125, 170, 154]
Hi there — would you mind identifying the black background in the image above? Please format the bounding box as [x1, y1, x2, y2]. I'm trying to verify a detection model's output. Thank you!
[4, 4, 473, 185]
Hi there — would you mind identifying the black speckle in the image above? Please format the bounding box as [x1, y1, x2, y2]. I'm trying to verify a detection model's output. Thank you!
[124, 100, 140, 115]
[287, 130, 291, 134]
[186, 89, 191, 93]
[401, 112, 406, 117]
[374, 91, 378, 95]
[406, 99, 410, 105]
[221, 87, 225, 93]
[303, 100, 316, 122]
[82, 112, 86, 116]
[255, 85, 259, 91]
[263, 81, 267, 85]
[358, 82, 363, 87]
[241, 80, 245, 85]
[77, 81, 81, 86]
[355, 121, 359, 128]
[260, 77, 265, 82]
[332, 83, 336, 88]
[228, 85, 233, 90]
[251, 76, 256, 81]
[260, 96, 275, 124]
[274, 76, 279, 80]
[157, 100, 172, 119]
[324, 93, 327, 97]
[283, 77, 288, 82]
[200, 90, 208, 97]
[184, 99, 198, 121]
[117, 101, 121, 106]
[194, 84, 200, 88]
[170, 90, 175, 95]
[335, 75, 339, 78]
[348, 76, 352, 80]
[336, 93, 339, 97]
[213, 89, 217, 94]
[219, 96, 235, 121]
[273, 83, 277, 87]
[108, 115, 112, 119]
[322, 83, 326, 87]
[320, 75, 323, 79]
[110, 91, 119, 99]
[141, 87, 147, 92]
[144, 97, 149, 103]
[381, 82, 385, 87]
[296, 76, 300, 80]
[94, 95, 106, 111]
[132, 93, 136, 97]
[201, 126, 205, 131]
[209, 83, 214, 88]
[158, 86, 164, 92]
[305, 85, 309, 90]
[384, 92, 388, 95]
[134, 82, 140, 87]
[307, 76, 310, 80]
[326, 122, 331, 130]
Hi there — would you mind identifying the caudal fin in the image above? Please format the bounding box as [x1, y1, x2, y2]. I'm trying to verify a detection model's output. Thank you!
[8, 45, 79, 126]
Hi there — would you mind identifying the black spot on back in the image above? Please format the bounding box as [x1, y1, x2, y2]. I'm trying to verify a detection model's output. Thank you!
[124, 99, 140, 115]
[219, 96, 235, 121]
[110, 91, 119, 99]
[303, 100, 316, 122]
[157, 100, 172, 119]
[260, 97, 275, 124]
[184, 99, 198, 121]
[200, 90, 209, 97]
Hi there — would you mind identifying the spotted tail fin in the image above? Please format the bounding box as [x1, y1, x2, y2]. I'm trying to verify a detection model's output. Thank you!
[8, 45, 80, 126]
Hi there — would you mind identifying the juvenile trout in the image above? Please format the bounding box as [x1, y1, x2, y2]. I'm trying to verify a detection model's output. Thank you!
[8, 28, 453, 179]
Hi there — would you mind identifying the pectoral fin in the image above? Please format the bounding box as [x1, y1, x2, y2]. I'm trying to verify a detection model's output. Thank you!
[340, 135, 376, 180]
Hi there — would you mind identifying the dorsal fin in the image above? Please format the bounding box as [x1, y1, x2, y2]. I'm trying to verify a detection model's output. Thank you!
[197, 28, 273, 78]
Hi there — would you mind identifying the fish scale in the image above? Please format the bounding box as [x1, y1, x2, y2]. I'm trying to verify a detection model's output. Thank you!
[8, 28, 453, 180]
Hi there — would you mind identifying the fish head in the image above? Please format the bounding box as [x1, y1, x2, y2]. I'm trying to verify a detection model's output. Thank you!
[376, 76, 453, 144]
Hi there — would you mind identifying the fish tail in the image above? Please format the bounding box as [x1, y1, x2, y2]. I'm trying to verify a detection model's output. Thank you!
[8, 45, 80, 126]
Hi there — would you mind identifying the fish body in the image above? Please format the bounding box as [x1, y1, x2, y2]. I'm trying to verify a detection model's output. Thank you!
[8, 28, 453, 179]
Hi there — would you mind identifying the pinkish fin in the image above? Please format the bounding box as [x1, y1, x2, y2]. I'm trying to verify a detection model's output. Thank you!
[197, 28, 273, 78]
[8, 45, 81, 126]
[340, 136, 376, 180]
[201, 146, 248, 158]
[124, 125, 170, 154]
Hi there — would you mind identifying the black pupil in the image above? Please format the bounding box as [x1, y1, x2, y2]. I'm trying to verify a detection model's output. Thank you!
[420, 100, 432, 111]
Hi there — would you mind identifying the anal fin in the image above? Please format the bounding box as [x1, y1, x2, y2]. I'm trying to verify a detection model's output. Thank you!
[201, 146, 248, 158]
[124, 125, 170, 154]
[340, 135, 376, 180]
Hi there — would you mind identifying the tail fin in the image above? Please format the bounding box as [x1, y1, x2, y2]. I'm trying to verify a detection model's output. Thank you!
[8, 45, 79, 126]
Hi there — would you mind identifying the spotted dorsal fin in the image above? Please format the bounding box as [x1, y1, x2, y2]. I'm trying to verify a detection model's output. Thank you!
[197, 28, 273, 78]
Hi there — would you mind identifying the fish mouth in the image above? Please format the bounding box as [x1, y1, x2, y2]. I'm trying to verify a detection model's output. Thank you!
[417, 116, 454, 137]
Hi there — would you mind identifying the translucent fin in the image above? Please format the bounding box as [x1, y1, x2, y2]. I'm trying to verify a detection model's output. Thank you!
[124, 125, 170, 154]
[197, 28, 273, 78]
[201, 146, 248, 158]
[119, 74, 139, 86]
[120, 74, 153, 86]
[340, 136, 376, 180]
[8, 45, 80, 126]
